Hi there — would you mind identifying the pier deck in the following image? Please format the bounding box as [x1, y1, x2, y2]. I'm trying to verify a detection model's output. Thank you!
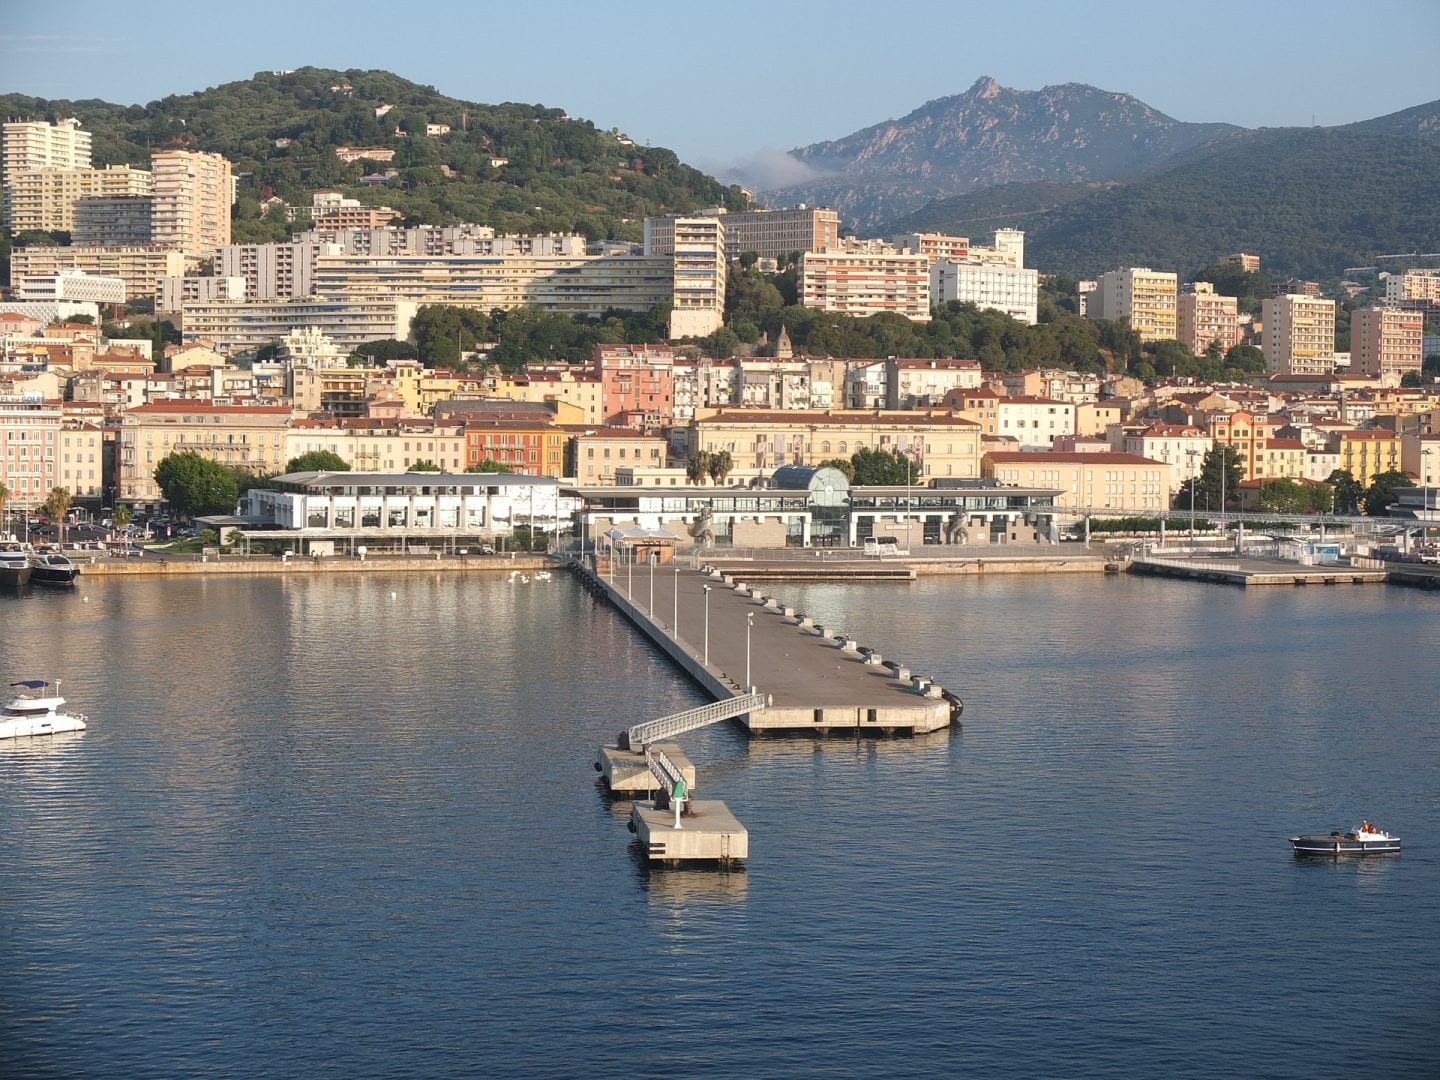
[1129, 555, 1388, 587]
[630, 799, 748, 865]
[581, 560, 955, 735]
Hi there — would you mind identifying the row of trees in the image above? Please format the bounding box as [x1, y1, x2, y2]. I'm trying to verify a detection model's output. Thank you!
[1171, 447, 1414, 517]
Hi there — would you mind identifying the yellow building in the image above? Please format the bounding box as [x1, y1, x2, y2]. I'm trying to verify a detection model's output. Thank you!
[118, 401, 293, 504]
[1087, 268, 1178, 343]
[286, 418, 468, 474]
[58, 418, 105, 502]
[569, 427, 669, 485]
[984, 451, 1172, 511]
[1334, 428, 1401, 488]
[9, 245, 187, 303]
[150, 150, 233, 258]
[5, 165, 152, 234]
[692, 408, 981, 481]
[1208, 409, 1271, 481]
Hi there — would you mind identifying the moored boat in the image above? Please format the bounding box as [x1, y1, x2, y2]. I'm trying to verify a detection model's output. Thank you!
[0, 542, 31, 589]
[1291, 820, 1400, 855]
[1, 680, 88, 739]
[29, 551, 80, 586]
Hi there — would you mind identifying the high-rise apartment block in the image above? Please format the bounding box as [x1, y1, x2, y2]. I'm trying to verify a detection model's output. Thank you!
[1350, 306, 1423, 379]
[1263, 294, 1337, 375]
[150, 150, 233, 258]
[2, 117, 91, 179]
[3, 164, 151, 232]
[644, 206, 839, 260]
[1085, 268, 1178, 343]
[1177, 282, 1240, 355]
[799, 250, 931, 321]
[667, 216, 727, 338]
[9, 244, 187, 302]
[930, 260, 1038, 324]
[73, 194, 155, 246]
[1385, 269, 1440, 306]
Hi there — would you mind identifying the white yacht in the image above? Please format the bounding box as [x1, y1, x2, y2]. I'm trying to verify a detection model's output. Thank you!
[1, 680, 88, 739]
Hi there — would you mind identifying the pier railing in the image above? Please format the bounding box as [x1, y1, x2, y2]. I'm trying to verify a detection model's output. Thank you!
[627, 691, 767, 748]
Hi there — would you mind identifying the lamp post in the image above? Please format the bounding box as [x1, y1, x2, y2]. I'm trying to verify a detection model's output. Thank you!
[627, 552, 632, 599]
[746, 612, 754, 692]
[1423, 447, 1434, 549]
[649, 552, 655, 615]
[703, 584, 711, 665]
[673, 566, 679, 631]
[1187, 448, 1198, 545]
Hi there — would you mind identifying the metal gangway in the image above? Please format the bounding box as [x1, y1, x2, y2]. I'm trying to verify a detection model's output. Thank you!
[624, 691, 767, 750]
[646, 746, 690, 829]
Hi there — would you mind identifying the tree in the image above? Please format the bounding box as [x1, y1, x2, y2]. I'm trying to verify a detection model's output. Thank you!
[1197, 445, 1243, 511]
[465, 460, 509, 473]
[154, 451, 241, 518]
[111, 504, 132, 541]
[409, 459, 442, 472]
[0, 480, 9, 532]
[41, 487, 72, 544]
[286, 450, 351, 474]
[686, 451, 713, 486]
[1363, 469, 1411, 517]
[1256, 478, 1315, 514]
[817, 457, 855, 483]
[707, 449, 734, 485]
[1327, 469, 1364, 515]
[850, 447, 916, 486]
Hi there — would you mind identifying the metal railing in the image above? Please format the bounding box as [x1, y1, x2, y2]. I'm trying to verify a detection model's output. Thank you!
[627, 691, 767, 747]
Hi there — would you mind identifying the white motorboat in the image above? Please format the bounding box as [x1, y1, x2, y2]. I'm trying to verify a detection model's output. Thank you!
[1291, 820, 1401, 855]
[1, 680, 88, 739]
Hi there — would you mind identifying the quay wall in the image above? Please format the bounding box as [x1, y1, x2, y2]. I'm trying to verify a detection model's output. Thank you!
[75, 554, 553, 577]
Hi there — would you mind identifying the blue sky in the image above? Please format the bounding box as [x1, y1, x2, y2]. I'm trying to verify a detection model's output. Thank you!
[5, 0, 1439, 176]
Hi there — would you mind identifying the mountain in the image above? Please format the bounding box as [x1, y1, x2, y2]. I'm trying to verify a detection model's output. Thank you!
[878, 122, 1440, 280]
[0, 67, 745, 245]
[764, 77, 1242, 230]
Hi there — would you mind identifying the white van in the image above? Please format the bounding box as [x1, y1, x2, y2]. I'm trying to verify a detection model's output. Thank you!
[863, 535, 903, 557]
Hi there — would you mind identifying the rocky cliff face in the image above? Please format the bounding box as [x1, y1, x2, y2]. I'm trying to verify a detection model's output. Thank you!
[768, 77, 1242, 230]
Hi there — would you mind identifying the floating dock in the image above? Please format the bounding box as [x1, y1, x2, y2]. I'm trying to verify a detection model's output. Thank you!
[1128, 555, 1388, 587]
[597, 741, 694, 797]
[630, 799, 748, 866]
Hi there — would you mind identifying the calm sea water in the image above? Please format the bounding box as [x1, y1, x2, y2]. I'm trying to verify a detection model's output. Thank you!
[1, 571, 1436, 1079]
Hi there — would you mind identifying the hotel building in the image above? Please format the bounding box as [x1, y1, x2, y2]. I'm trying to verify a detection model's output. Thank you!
[930, 260, 1038, 324]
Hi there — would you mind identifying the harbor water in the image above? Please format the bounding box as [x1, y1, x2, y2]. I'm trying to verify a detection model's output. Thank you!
[1, 572, 1437, 1078]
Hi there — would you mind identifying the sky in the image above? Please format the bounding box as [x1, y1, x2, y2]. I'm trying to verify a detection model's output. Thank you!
[5, 0, 1440, 182]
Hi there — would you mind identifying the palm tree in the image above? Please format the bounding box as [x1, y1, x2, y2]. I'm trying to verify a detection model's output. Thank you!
[112, 504, 132, 542]
[0, 481, 10, 539]
[41, 487, 72, 547]
[686, 451, 713, 486]
[707, 449, 734, 486]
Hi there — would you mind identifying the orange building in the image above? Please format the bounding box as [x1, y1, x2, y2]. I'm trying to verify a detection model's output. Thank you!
[464, 420, 567, 477]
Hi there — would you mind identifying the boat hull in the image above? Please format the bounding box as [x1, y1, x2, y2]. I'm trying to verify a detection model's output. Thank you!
[0, 566, 31, 589]
[0, 715, 87, 739]
[1291, 834, 1401, 855]
[30, 561, 80, 586]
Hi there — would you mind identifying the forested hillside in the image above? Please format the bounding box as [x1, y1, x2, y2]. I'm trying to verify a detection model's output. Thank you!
[0, 67, 746, 243]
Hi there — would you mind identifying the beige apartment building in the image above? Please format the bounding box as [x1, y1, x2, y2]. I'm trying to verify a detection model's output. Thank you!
[644, 206, 840, 260]
[286, 418, 468, 474]
[58, 418, 105, 501]
[1263, 294, 1337, 376]
[799, 250, 931, 322]
[668, 216, 727, 338]
[2, 117, 92, 180]
[1122, 423, 1211, 489]
[1350, 306, 1423, 379]
[179, 298, 418, 356]
[150, 150, 233, 258]
[10, 244, 187, 303]
[1384, 269, 1440, 305]
[1220, 253, 1261, 273]
[569, 427, 669, 485]
[1177, 282, 1240, 355]
[985, 451, 1172, 511]
[5, 165, 152, 234]
[116, 401, 293, 504]
[691, 408, 981, 481]
[1086, 267, 1178, 343]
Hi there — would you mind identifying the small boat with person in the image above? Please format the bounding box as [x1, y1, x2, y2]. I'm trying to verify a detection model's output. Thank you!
[1291, 820, 1401, 856]
[1, 680, 88, 739]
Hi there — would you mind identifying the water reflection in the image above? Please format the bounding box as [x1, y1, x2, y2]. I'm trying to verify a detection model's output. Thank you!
[0, 729, 86, 760]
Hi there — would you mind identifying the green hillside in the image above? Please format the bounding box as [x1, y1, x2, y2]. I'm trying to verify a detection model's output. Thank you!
[883, 128, 1440, 280]
[0, 67, 745, 243]
[879, 180, 1103, 239]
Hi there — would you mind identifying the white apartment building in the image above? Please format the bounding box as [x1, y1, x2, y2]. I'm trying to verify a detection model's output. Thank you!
[1350, 306, 1423, 379]
[178, 298, 419, 356]
[1121, 423, 1211, 490]
[2, 117, 92, 179]
[13, 270, 126, 305]
[967, 228, 1025, 268]
[668, 216, 726, 338]
[644, 206, 840, 260]
[156, 275, 246, 312]
[931, 260, 1039, 324]
[799, 250, 931, 321]
[4, 164, 152, 233]
[10, 245, 187, 303]
[886, 358, 983, 409]
[845, 361, 889, 409]
[1177, 282, 1240, 355]
[1263, 294, 1337, 376]
[218, 240, 335, 300]
[894, 233, 971, 263]
[994, 396, 1076, 449]
[151, 150, 233, 258]
[1086, 267, 1178, 342]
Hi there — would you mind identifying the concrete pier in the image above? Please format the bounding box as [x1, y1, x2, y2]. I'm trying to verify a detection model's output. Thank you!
[577, 558, 957, 736]
[596, 741, 695, 796]
[630, 799, 748, 865]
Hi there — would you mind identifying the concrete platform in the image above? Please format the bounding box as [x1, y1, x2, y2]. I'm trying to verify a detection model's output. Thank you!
[596, 741, 695, 797]
[1129, 556, 1388, 587]
[630, 798, 748, 865]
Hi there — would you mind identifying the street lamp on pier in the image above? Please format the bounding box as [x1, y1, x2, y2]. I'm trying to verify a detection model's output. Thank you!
[703, 584, 711, 665]
[649, 551, 655, 615]
[673, 566, 679, 631]
[1187, 448, 1198, 545]
[746, 612, 754, 692]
